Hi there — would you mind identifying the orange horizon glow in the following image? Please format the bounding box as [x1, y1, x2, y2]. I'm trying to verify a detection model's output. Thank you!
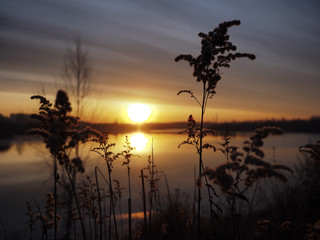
[0, 90, 316, 124]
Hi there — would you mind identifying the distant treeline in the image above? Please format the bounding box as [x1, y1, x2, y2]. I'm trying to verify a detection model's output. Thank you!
[95, 117, 320, 134]
[209, 117, 320, 134]
[0, 113, 39, 138]
[1, 113, 319, 139]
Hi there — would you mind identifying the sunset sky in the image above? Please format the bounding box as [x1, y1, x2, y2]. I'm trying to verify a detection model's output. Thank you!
[1, 0, 319, 123]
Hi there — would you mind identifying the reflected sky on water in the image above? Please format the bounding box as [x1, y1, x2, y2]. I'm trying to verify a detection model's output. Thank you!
[0, 132, 319, 238]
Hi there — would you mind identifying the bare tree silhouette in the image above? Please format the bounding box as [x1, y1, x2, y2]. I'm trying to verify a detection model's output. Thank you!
[61, 36, 94, 239]
[63, 36, 93, 119]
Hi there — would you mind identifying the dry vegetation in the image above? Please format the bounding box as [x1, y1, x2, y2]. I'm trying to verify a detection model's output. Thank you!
[13, 20, 320, 240]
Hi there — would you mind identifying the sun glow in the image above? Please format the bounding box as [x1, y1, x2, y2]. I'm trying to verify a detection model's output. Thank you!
[127, 103, 151, 123]
[130, 133, 148, 151]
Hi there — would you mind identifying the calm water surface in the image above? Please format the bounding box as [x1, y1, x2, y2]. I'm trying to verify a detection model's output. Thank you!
[0, 132, 319, 238]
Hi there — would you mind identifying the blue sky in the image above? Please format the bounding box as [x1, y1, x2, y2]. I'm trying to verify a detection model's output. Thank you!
[0, 0, 319, 122]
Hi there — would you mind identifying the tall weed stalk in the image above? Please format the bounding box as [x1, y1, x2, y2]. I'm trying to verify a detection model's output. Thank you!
[175, 20, 256, 239]
[121, 135, 137, 240]
[91, 133, 120, 240]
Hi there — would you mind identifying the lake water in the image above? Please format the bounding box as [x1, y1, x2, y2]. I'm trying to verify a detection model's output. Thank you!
[0, 131, 319, 239]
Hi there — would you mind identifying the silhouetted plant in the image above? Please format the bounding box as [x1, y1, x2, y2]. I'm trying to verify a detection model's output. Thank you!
[175, 20, 256, 239]
[28, 90, 100, 239]
[33, 198, 49, 240]
[94, 166, 110, 240]
[24, 194, 61, 240]
[91, 133, 120, 240]
[144, 151, 161, 240]
[299, 141, 320, 176]
[256, 140, 320, 240]
[299, 141, 320, 239]
[25, 202, 37, 240]
[299, 141, 320, 200]
[121, 135, 138, 240]
[78, 176, 105, 240]
[202, 127, 292, 240]
[140, 169, 148, 239]
[114, 179, 125, 240]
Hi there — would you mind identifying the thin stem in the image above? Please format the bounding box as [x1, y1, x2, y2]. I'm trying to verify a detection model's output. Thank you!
[119, 195, 124, 240]
[201, 162, 217, 238]
[148, 139, 155, 240]
[193, 166, 197, 240]
[105, 160, 119, 240]
[155, 169, 162, 214]
[106, 163, 112, 240]
[128, 198, 132, 240]
[32, 198, 48, 240]
[128, 166, 132, 240]
[244, 179, 259, 239]
[95, 167, 103, 240]
[163, 173, 172, 207]
[93, 167, 110, 240]
[53, 156, 57, 240]
[191, 94, 202, 107]
[141, 169, 148, 238]
[197, 80, 206, 240]
[104, 194, 107, 240]
[203, 90, 210, 114]
[65, 167, 87, 240]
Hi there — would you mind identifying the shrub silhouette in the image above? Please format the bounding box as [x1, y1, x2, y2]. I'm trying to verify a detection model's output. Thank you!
[28, 90, 100, 240]
[202, 127, 292, 239]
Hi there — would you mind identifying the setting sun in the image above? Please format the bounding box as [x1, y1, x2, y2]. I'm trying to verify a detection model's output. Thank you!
[127, 103, 152, 123]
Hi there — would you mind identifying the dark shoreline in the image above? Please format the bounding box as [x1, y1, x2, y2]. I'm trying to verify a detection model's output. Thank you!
[1, 113, 320, 139]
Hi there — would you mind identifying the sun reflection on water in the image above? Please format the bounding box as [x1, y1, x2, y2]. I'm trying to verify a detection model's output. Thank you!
[129, 133, 149, 151]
